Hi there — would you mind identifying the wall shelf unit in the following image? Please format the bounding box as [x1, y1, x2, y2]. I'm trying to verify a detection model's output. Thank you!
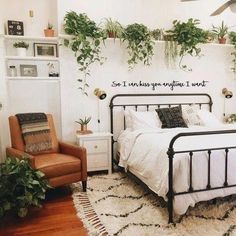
[4, 35, 58, 42]
[6, 76, 60, 81]
[5, 56, 60, 61]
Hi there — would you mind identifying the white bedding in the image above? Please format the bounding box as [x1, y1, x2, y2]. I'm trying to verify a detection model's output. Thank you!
[117, 125, 236, 215]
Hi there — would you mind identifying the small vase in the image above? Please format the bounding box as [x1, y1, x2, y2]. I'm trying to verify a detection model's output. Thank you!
[44, 29, 55, 37]
[218, 37, 226, 44]
[16, 48, 27, 57]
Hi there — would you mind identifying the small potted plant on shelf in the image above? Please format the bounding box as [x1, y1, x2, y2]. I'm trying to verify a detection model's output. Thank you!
[102, 18, 124, 39]
[44, 23, 54, 37]
[212, 21, 228, 44]
[150, 28, 163, 41]
[13, 41, 29, 57]
[76, 116, 92, 134]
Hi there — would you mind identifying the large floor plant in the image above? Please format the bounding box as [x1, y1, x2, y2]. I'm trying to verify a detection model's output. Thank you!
[122, 23, 154, 69]
[169, 18, 208, 71]
[0, 157, 50, 218]
[63, 11, 106, 95]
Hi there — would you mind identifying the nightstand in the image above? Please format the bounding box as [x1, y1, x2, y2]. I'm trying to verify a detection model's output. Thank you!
[76, 132, 112, 174]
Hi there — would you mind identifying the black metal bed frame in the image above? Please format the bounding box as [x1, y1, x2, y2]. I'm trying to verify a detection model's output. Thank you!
[109, 93, 236, 223]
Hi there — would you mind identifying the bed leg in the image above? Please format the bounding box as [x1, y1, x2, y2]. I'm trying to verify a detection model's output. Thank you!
[167, 147, 174, 224]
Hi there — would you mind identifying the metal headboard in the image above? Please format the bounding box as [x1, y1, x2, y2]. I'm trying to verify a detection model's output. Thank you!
[109, 93, 213, 164]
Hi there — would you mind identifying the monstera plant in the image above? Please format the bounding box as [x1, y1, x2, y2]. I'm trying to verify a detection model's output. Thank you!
[0, 157, 50, 218]
[63, 11, 106, 95]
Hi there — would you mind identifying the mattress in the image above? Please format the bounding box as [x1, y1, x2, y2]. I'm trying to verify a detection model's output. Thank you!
[117, 125, 236, 215]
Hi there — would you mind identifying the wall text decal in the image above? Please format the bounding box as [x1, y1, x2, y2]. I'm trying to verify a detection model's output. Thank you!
[111, 80, 209, 91]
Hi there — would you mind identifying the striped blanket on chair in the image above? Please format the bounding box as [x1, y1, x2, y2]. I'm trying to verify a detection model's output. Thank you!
[16, 113, 52, 153]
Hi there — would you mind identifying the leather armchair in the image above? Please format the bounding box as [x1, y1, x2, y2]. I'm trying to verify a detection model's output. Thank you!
[6, 114, 87, 191]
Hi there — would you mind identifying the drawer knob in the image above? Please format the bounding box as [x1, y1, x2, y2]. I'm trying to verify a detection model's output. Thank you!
[94, 145, 98, 149]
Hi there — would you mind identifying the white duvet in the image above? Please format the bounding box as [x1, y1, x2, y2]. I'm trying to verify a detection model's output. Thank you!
[117, 125, 236, 215]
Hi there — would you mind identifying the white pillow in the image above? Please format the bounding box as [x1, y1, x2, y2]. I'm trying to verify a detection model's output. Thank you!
[124, 110, 133, 129]
[129, 110, 161, 130]
[197, 110, 221, 127]
[182, 105, 202, 126]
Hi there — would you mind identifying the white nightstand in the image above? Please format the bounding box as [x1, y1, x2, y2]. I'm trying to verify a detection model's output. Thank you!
[76, 132, 112, 174]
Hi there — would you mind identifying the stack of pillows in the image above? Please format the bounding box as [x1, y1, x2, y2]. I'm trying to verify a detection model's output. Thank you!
[124, 105, 222, 130]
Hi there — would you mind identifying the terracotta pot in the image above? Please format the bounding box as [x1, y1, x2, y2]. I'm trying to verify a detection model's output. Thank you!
[218, 37, 226, 44]
[107, 31, 117, 38]
[80, 124, 87, 132]
[44, 29, 55, 37]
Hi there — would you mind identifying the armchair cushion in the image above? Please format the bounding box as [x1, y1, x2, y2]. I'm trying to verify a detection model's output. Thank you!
[35, 153, 81, 178]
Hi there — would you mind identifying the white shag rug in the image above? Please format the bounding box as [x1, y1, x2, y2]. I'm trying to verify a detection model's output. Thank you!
[71, 172, 236, 236]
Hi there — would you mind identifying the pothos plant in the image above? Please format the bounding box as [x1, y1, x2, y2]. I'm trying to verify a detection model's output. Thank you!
[169, 18, 208, 71]
[229, 31, 236, 73]
[122, 23, 154, 69]
[63, 11, 106, 95]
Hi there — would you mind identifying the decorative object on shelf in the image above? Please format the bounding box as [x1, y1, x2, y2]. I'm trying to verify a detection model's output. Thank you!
[44, 23, 55, 37]
[122, 23, 154, 69]
[0, 157, 50, 218]
[222, 88, 233, 117]
[34, 43, 57, 57]
[76, 116, 92, 135]
[7, 20, 24, 36]
[20, 64, 37, 77]
[102, 18, 123, 39]
[212, 21, 228, 44]
[8, 65, 17, 77]
[229, 31, 236, 73]
[163, 32, 178, 69]
[169, 18, 208, 71]
[224, 113, 236, 123]
[13, 41, 29, 57]
[47, 62, 59, 77]
[205, 30, 216, 43]
[94, 88, 107, 132]
[63, 11, 106, 96]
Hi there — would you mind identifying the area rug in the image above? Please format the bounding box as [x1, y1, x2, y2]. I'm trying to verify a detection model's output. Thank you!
[71, 172, 236, 236]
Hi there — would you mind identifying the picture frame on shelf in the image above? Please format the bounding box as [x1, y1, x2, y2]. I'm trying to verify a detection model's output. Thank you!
[20, 65, 37, 77]
[7, 20, 24, 36]
[33, 43, 58, 57]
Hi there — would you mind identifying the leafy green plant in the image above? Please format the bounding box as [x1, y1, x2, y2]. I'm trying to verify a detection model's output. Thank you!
[102, 18, 124, 39]
[169, 18, 208, 71]
[163, 32, 178, 69]
[75, 116, 91, 125]
[47, 23, 53, 30]
[0, 157, 50, 218]
[205, 30, 216, 43]
[212, 21, 228, 39]
[63, 11, 106, 95]
[229, 31, 236, 73]
[150, 28, 163, 40]
[225, 113, 236, 123]
[13, 41, 29, 49]
[122, 23, 154, 69]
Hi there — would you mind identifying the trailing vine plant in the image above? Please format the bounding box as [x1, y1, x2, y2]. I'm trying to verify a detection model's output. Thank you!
[63, 11, 106, 95]
[169, 18, 208, 71]
[229, 31, 236, 73]
[122, 23, 154, 69]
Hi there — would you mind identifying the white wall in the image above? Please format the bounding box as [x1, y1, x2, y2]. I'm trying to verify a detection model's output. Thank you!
[58, 0, 236, 142]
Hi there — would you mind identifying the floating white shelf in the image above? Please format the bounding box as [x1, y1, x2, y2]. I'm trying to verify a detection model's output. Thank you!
[5, 56, 60, 61]
[7, 76, 60, 81]
[4, 35, 58, 42]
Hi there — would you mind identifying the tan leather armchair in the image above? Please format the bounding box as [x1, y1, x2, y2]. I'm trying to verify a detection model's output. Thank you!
[6, 114, 87, 191]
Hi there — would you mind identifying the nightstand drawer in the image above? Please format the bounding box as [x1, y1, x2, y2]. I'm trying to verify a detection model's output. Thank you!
[88, 154, 108, 169]
[83, 139, 107, 154]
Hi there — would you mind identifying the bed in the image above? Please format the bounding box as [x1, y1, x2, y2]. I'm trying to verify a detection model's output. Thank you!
[109, 93, 236, 223]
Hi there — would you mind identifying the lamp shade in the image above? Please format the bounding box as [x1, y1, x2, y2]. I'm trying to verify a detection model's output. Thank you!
[222, 88, 233, 99]
[94, 88, 107, 100]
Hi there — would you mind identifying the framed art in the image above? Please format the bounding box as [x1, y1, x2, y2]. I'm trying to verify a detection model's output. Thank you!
[33, 43, 58, 57]
[7, 20, 24, 35]
[20, 65, 38, 77]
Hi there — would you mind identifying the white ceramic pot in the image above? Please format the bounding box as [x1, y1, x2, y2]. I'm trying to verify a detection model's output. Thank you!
[16, 48, 27, 57]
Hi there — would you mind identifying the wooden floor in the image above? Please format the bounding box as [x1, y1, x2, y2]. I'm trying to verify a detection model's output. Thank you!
[0, 187, 88, 236]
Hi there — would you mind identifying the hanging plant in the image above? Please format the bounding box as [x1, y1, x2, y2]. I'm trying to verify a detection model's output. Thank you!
[169, 18, 208, 71]
[229, 31, 236, 73]
[102, 18, 124, 39]
[63, 11, 106, 95]
[122, 23, 154, 69]
[163, 32, 178, 69]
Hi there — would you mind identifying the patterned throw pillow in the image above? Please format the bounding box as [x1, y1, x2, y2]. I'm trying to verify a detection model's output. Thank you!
[156, 106, 188, 128]
[182, 105, 202, 126]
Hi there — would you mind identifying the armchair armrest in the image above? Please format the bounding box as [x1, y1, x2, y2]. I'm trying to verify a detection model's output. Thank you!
[6, 147, 36, 168]
[59, 142, 87, 180]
